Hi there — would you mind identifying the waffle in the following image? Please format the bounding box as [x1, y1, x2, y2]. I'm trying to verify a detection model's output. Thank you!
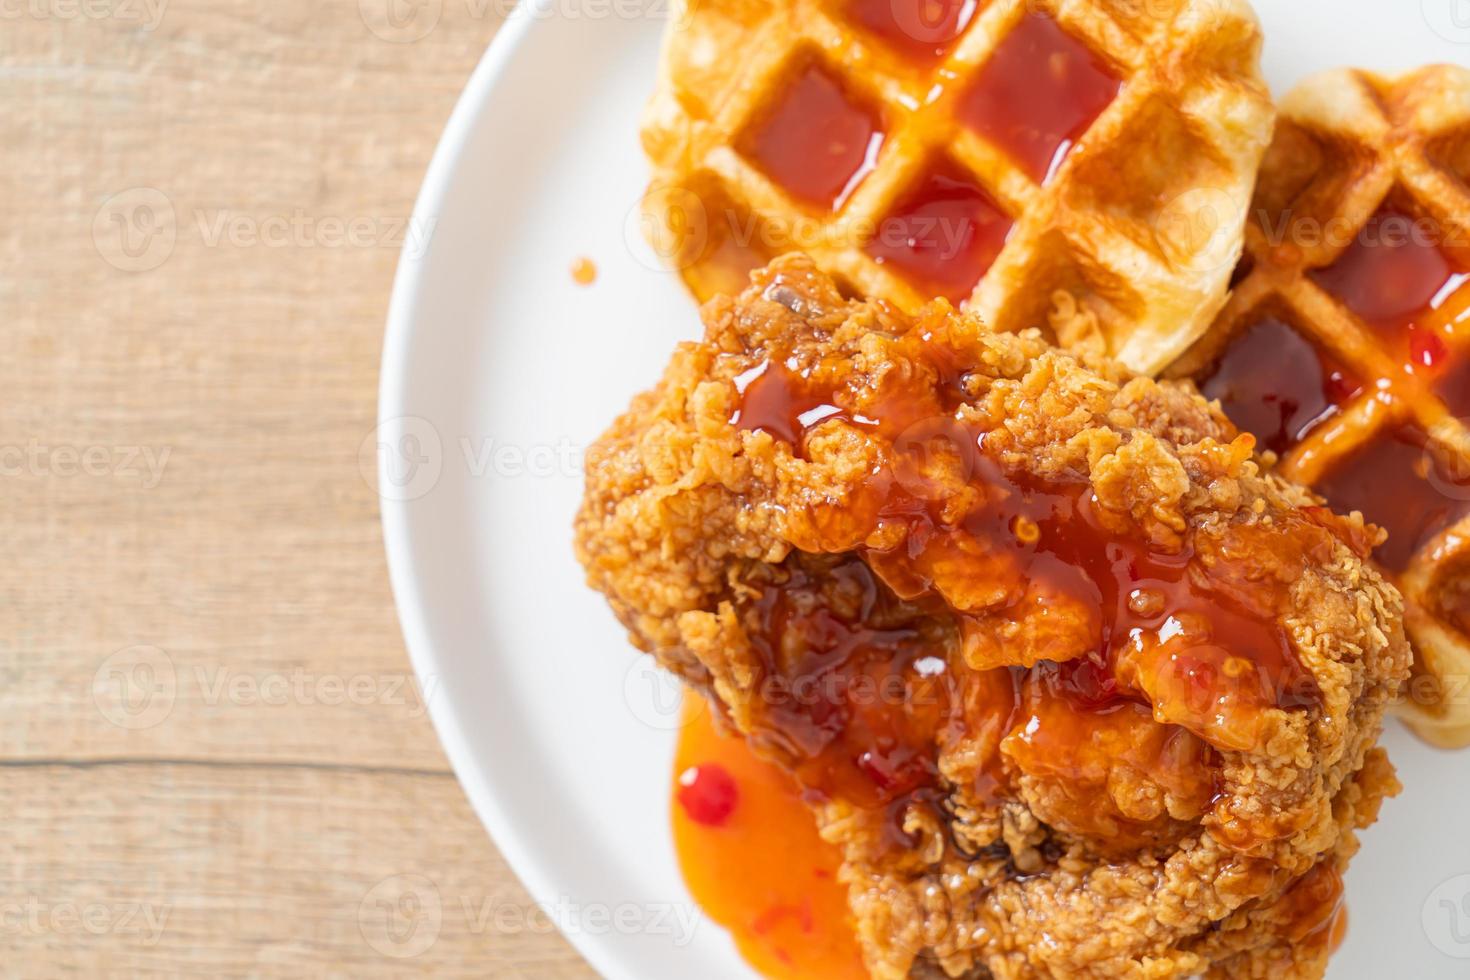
[1167, 65, 1470, 748]
[638, 0, 1274, 375]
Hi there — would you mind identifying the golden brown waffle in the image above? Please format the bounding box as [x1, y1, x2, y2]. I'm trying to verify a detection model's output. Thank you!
[1167, 65, 1470, 748]
[639, 0, 1274, 375]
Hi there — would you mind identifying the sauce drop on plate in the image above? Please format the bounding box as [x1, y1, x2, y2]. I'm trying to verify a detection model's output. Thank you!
[571, 256, 598, 286]
[672, 700, 869, 980]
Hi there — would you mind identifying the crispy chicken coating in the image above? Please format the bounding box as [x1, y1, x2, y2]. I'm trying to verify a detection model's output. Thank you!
[575, 256, 1410, 979]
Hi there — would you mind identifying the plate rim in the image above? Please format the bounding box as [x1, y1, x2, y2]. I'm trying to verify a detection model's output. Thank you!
[377, 3, 640, 978]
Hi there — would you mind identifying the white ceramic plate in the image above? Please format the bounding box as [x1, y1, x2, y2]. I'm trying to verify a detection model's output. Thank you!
[379, 3, 1470, 976]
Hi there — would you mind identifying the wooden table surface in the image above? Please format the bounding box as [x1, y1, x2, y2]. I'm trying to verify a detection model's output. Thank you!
[3, 3, 595, 975]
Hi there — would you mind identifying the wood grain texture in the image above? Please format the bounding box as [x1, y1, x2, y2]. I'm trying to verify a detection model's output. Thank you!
[0, 3, 595, 974]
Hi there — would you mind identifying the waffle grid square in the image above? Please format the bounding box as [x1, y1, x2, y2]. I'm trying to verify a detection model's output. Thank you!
[1169, 66, 1470, 746]
[641, 0, 1274, 374]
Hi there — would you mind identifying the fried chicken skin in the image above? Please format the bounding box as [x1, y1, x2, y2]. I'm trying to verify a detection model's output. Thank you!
[575, 256, 1410, 979]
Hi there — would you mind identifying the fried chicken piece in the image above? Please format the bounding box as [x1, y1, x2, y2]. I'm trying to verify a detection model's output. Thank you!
[575, 255, 1410, 979]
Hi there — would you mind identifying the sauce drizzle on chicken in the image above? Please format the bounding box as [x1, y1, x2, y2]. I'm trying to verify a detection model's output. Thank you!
[730, 319, 1334, 847]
